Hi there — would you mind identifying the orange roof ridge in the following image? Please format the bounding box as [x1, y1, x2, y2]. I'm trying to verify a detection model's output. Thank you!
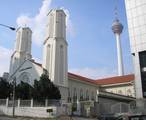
[68, 72, 96, 84]
[95, 74, 134, 85]
[30, 59, 42, 67]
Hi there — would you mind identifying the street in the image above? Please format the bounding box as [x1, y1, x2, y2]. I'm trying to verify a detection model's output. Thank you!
[0, 115, 97, 120]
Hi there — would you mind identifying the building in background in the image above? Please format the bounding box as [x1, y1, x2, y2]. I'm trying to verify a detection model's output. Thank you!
[2, 72, 9, 81]
[125, 0, 146, 99]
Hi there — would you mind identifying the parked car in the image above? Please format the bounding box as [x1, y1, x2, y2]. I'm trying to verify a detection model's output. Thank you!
[115, 114, 146, 120]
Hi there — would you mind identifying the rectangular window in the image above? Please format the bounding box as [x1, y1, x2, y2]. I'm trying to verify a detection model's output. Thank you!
[139, 51, 146, 98]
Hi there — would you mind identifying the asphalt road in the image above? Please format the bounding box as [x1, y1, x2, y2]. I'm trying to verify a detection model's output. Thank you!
[0, 115, 97, 120]
[0, 116, 47, 120]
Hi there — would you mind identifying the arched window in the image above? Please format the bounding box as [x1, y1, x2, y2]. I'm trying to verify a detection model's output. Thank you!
[86, 90, 89, 100]
[127, 89, 132, 96]
[68, 88, 71, 102]
[80, 89, 83, 101]
[118, 90, 123, 95]
[73, 88, 77, 102]
[91, 91, 94, 100]
[18, 72, 31, 84]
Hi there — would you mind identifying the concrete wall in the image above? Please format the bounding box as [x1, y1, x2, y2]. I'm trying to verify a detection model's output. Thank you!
[0, 106, 66, 118]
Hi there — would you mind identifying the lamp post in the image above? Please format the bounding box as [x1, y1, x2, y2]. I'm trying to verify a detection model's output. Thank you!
[0, 24, 15, 31]
[12, 77, 16, 117]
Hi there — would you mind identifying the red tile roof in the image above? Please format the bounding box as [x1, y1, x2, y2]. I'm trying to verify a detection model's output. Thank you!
[30, 59, 42, 67]
[95, 74, 134, 85]
[29, 60, 134, 85]
[68, 72, 96, 84]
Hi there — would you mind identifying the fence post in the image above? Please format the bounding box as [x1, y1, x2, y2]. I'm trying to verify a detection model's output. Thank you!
[18, 99, 20, 107]
[6, 98, 9, 107]
[45, 99, 48, 107]
[120, 102, 121, 114]
[31, 99, 33, 107]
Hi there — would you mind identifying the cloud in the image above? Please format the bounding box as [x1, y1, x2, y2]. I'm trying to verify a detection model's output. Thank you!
[61, 7, 75, 37]
[16, 0, 52, 46]
[16, 0, 75, 46]
[69, 67, 117, 79]
[16, 15, 32, 27]
[0, 46, 12, 76]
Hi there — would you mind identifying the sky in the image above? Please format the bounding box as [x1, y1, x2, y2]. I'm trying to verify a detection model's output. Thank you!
[0, 0, 133, 79]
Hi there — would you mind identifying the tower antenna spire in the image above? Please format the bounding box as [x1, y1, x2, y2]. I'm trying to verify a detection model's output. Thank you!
[114, 0, 119, 20]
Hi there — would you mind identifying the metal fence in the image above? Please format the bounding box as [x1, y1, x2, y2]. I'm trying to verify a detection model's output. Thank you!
[0, 99, 6, 106]
[19, 100, 31, 107]
[129, 99, 146, 114]
[0, 98, 146, 116]
[111, 102, 129, 114]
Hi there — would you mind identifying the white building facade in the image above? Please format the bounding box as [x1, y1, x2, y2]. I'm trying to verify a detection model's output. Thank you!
[125, 0, 146, 99]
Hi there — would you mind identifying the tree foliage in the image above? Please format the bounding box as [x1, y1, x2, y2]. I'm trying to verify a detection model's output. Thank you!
[0, 78, 12, 99]
[0, 74, 61, 100]
[33, 74, 61, 100]
[15, 81, 33, 99]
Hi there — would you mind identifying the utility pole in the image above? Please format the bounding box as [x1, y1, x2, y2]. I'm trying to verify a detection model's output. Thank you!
[0, 23, 16, 116]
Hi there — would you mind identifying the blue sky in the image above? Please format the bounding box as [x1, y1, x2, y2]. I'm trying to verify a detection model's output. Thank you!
[0, 0, 133, 78]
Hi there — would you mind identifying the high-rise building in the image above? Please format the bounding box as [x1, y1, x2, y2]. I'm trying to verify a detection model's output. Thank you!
[125, 0, 146, 99]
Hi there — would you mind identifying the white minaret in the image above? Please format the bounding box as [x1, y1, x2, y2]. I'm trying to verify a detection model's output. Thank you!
[9, 27, 32, 75]
[43, 9, 68, 100]
[112, 18, 124, 76]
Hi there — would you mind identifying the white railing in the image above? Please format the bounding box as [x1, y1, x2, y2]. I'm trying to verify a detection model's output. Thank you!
[0, 98, 61, 108]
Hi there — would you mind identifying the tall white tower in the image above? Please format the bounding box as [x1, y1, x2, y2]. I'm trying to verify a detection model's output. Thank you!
[43, 9, 68, 100]
[112, 18, 124, 76]
[9, 27, 32, 76]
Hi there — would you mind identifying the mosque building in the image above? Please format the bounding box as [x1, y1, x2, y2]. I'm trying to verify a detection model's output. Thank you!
[9, 9, 135, 104]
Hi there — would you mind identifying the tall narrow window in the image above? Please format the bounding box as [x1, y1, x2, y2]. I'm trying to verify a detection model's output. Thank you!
[49, 14, 54, 37]
[73, 88, 77, 102]
[46, 44, 50, 70]
[86, 90, 89, 100]
[15, 31, 20, 50]
[59, 45, 64, 84]
[80, 89, 83, 101]
[91, 91, 94, 100]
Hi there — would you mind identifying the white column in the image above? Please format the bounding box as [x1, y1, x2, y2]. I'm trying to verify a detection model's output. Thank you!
[31, 99, 33, 107]
[116, 33, 124, 76]
[6, 98, 9, 107]
[45, 99, 48, 107]
[96, 90, 99, 102]
[76, 99, 81, 115]
[133, 52, 143, 98]
[17, 99, 20, 108]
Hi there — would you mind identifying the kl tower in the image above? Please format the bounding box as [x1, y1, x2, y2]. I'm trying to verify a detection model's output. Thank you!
[112, 8, 124, 76]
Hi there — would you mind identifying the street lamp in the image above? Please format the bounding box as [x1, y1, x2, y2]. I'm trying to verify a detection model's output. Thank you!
[12, 77, 16, 117]
[0, 24, 15, 31]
